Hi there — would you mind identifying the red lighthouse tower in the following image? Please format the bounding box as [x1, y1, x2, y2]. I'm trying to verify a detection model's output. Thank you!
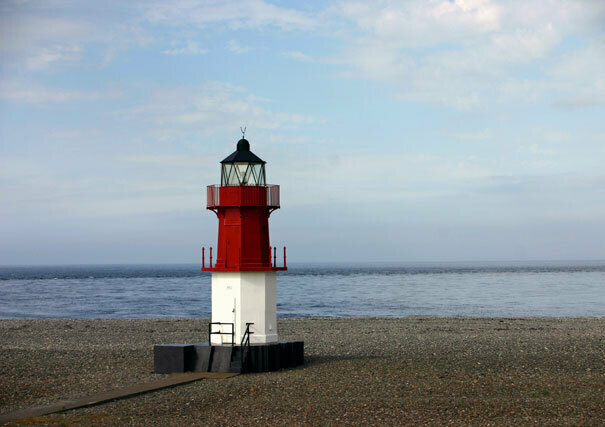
[203, 137, 286, 272]
[203, 135, 286, 347]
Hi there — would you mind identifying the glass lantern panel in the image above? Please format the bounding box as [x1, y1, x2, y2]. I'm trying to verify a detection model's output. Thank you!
[248, 164, 256, 184]
[222, 164, 239, 185]
[253, 164, 266, 185]
[243, 164, 255, 185]
[221, 164, 229, 185]
[235, 163, 249, 184]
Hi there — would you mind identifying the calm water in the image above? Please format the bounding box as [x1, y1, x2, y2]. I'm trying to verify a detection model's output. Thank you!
[1, 262, 604, 318]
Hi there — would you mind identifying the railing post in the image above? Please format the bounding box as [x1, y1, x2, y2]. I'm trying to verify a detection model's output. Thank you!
[202, 247, 205, 269]
[210, 247, 213, 268]
[283, 246, 287, 269]
[273, 247, 276, 267]
[240, 323, 254, 373]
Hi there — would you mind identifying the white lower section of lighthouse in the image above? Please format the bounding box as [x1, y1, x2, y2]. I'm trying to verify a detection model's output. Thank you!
[211, 271, 277, 345]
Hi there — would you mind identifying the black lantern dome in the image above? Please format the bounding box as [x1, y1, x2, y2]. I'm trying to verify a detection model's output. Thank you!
[236, 138, 250, 151]
[220, 138, 266, 186]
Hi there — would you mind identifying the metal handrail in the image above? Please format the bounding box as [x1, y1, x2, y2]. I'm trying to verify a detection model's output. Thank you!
[270, 246, 287, 269]
[240, 323, 254, 373]
[202, 245, 286, 271]
[208, 322, 234, 346]
[202, 247, 213, 269]
[206, 184, 280, 209]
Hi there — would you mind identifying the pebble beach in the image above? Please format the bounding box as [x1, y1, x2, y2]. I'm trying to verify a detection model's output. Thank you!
[1, 317, 604, 425]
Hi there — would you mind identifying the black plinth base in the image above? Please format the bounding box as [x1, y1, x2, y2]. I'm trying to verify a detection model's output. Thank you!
[153, 344, 194, 374]
[154, 341, 304, 374]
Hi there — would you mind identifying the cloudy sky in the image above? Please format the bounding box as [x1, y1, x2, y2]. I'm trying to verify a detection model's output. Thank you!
[1, 0, 605, 264]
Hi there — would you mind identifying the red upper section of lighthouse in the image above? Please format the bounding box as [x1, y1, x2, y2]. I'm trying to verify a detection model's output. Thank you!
[202, 138, 286, 272]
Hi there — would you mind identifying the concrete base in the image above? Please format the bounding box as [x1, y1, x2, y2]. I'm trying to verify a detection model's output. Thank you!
[154, 341, 304, 374]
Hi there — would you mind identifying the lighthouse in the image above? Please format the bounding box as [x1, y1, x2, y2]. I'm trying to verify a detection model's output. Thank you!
[154, 133, 303, 374]
[202, 135, 286, 345]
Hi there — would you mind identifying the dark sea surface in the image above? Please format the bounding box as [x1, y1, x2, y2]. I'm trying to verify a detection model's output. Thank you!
[1, 262, 604, 318]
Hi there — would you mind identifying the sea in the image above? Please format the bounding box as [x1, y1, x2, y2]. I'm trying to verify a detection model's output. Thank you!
[1, 262, 604, 319]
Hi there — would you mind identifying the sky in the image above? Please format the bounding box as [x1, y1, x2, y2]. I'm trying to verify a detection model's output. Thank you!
[1, 0, 605, 265]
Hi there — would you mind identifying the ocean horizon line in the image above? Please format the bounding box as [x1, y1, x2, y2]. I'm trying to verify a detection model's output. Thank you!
[2, 259, 605, 268]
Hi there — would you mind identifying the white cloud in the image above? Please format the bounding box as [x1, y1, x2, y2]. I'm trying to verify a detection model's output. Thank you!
[0, 81, 118, 105]
[0, 2, 152, 70]
[3, 0, 604, 113]
[553, 95, 605, 110]
[46, 128, 102, 141]
[162, 40, 207, 55]
[518, 143, 555, 156]
[227, 40, 252, 54]
[273, 149, 497, 209]
[535, 128, 569, 143]
[284, 50, 314, 62]
[329, 0, 605, 110]
[546, 35, 605, 109]
[449, 130, 492, 141]
[338, 0, 502, 47]
[25, 44, 83, 70]
[125, 81, 317, 137]
[143, 0, 315, 30]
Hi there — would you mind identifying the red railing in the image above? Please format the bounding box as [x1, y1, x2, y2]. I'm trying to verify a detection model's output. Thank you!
[207, 186, 219, 207]
[206, 185, 280, 209]
[269, 246, 287, 269]
[267, 185, 279, 207]
[202, 246, 287, 271]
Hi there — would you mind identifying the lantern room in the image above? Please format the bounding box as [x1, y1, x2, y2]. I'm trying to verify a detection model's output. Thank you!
[220, 138, 266, 186]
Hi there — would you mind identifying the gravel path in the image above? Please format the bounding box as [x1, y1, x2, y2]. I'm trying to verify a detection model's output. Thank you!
[1, 318, 604, 425]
